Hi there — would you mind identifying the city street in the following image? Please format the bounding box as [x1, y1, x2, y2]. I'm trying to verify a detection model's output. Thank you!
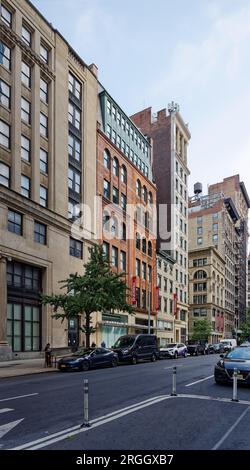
[0, 354, 250, 450]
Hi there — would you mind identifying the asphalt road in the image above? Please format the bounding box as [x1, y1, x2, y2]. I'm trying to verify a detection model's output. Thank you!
[0, 354, 250, 450]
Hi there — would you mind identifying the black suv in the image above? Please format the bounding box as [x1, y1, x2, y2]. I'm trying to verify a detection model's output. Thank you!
[187, 340, 207, 356]
[112, 334, 159, 364]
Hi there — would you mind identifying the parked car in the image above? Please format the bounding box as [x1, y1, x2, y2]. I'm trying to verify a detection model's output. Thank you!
[208, 343, 225, 354]
[219, 339, 237, 352]
[159, 343, 187, 359]
[57, 347, 118, 371]
[214, 344, 250, 384]
[112, 334, 159, 364]
[186, 340, 207, 356]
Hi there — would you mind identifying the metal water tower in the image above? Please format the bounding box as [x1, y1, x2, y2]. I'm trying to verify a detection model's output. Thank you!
[194, 182, 202, 199]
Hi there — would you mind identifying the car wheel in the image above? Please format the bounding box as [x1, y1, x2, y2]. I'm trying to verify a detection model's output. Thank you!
[131, 356, 137, 365]
[174, 351, 178, 359]
[81, 361, 90, 371]
[151, 354, 156, 362]
[184, 351, 187, 358]
[111, 358, 118, 367]
[203, 350, 206, 355]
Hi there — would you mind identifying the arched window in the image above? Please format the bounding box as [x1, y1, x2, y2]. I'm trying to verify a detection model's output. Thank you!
[148, 240, 152, 257]
[136, 232, 140, 250]
[121, 165, 127, 184]
[148, 191, 153, 205]
[142, 186, 147, 203]
[111, 216, 118, 237]
[113, 157, 119, 177]
[136, 179, 141, 197]
[103, 210, 110, 231]
[194, 270, 207, 280]
[103, 149, 110, 169]
[142, 238, 146, 253]
[122, 223, 126, 241]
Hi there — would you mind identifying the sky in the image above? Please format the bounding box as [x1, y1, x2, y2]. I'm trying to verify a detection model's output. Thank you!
[32, 0, 250, 197]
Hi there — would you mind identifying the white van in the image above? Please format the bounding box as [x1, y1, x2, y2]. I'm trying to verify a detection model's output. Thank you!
[219, 339, 237, 351]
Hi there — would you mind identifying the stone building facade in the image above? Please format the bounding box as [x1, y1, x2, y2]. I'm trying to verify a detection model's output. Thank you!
[156, 251, 175, 345]
[0, 0, 98, 359]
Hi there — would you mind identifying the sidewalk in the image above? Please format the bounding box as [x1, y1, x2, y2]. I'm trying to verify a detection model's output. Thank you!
[0, 357, 58, 379]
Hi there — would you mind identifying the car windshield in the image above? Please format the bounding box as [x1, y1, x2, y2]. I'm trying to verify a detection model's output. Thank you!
[113, 337, 135, 348]
[226, 347, 250, 360]
[167, 343, 177, 348]
[72, 349, 92, 357]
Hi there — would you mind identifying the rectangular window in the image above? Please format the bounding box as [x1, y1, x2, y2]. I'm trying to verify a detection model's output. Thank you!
[21, 135, 30, 162]
[120, 251, 126, 271]
[40, 148, 48, 173]
[34, 222, 46, 245]
[197, 226, 202, 235]
[136, 258, 140, 277]
[103, 179, 110, 199]
[68, 134, 81, 162]
[7, 303, 41, 352]
[40, 185, 48, 207]
[40, 43, 49, 63]
[21, 175, 30, 198]
[106, 124, 111, 139]
[0, 161, 10, 187]
[40, 78, 48, 103]
[68, 73, 81, 100]
[21, 62, 31, 88]
[0, 41, 11, 70]
[68, 166, 81, 194]
[142, 290, 146, 309]
[107, 100, 111, 115]
[112, 105, 116, 120]
[103, 242, 109, 260]
[213, 223, 218, 232]
[70, 237, 82, 258]
[212, 212, 218, 220]
[8, 210, 22, 235]
[117, 111, 121, 126]
[68, 102, 81, 130]
[111, 246, 118, 268]
[197, 237, 203, 245]
[112, 186, 119, 204]
[22, 25, 32, 46]
[121, 193, 127, 210]
[1, 4, 12, 27]
[68, 199, 79, 219]
[197, 216, 202, 224]
[142, 262, 146, 280]
[21, 97, 30, 124]
[213, 234, 218, 242]
[121, 140, 125, 153]
[111, 129, 116, 144]
[117, 135, 121, 148]
[40, 113, 48, 137]
[0, 94, 12, 134]
[121, 116, 125, 131]
[0, 79, 10, 108]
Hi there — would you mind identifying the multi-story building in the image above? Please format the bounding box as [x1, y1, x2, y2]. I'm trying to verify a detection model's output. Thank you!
[94, 88, 157, 347]
[247, 254, 250, 309]
[131, 104, 190, 343]
[156, 251, 175, 346]
[189, 186, 241, 338]
[0, 0, 98, 359]
[188, 247, 225, 343]
[208, 176, 250, 326]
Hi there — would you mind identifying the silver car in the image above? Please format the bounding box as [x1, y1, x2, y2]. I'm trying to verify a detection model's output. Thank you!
[159, 343, 187, 359]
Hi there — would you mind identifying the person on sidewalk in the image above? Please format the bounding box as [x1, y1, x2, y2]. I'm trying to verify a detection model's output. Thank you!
[44, 343, 52, 367]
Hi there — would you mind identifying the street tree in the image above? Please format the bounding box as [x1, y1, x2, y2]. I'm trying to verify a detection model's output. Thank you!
[41, 244, 133, 348]
[190, 319, 212, 342]
[239, 309, 250, 343]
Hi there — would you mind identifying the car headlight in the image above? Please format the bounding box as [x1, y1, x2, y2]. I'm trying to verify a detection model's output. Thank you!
[122, 349, 130, 355]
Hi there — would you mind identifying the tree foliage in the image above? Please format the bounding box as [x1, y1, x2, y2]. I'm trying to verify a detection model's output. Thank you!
[190, 319, 212, 342]
[239, 309, 250, 343]
[41, 244, 133, 347]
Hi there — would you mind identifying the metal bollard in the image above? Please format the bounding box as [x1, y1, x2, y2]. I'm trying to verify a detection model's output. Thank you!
[232, 368, 239, 402]
[171, 366, 177, 396]
[81, 379, 91, 427]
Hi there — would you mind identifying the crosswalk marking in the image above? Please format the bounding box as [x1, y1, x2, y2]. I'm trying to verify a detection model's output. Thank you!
[0, 419, 24, 439]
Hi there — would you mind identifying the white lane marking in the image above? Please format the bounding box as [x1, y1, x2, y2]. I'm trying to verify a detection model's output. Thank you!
[164, 364, 184, 370]
[0, 409, 13, 414]
[185, 375, 214, 386]
[212, 406, 250, 450]
[0, 419, 24, 439]
[177, 394, 250, 405]
[11, 395, 172, 450]
[0, 393, 38, 402]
